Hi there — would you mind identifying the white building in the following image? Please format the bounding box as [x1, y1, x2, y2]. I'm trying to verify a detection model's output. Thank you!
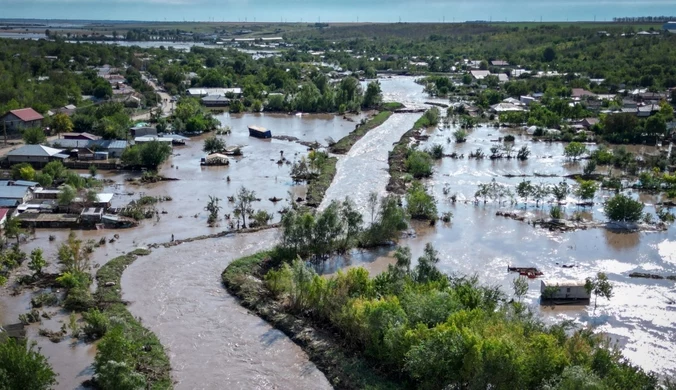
[540, 280, 590, 301]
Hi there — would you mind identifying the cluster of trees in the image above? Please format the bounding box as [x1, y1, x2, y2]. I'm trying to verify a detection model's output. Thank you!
[593, 108, 673, 144]
[172, 97, 220, 133]
[0, 39, 122, 116]
[474, 179, 598, 206]
[261, 242, 662, 390]
[291, 23, 676, 92]
[11, 160, 100, 190]
[0, 338, 57, 390]
[279, 195, 408, 261]
[69, 102, 131, 140]
[120, 140, 172, 169]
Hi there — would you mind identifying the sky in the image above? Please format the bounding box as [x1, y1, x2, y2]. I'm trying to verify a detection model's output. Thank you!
[1, 0, 676, 22]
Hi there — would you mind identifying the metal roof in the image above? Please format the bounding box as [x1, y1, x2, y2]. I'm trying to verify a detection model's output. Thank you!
[0, 199, 18, 207]
[7, 145, 64, 157]
[541, 280, 587, 287]
[13, 180, 39, 187]
[0, 186, 30, 200]
[7, 108, 44, 122]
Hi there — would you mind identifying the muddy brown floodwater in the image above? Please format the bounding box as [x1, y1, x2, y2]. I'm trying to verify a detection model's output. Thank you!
[121, 230, 332, 390]
[2, 76, 675, 387]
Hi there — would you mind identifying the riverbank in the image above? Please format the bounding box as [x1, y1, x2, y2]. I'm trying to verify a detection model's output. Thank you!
[221, 252, 403, 390]
[306, 156, 338, 207]
[386, 112, 433, 194]
[330, 111, 394, 154]
[93, 249, 173, 388]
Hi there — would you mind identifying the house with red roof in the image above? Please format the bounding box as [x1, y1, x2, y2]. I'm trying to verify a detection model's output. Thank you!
[1, 108, 44, 134]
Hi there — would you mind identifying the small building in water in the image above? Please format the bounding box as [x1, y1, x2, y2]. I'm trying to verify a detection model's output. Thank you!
[540, 280, 590, 303]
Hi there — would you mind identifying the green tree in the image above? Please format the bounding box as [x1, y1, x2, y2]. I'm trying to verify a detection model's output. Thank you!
[543, 47, 557, 62]
[603, 193, 644, 222]
[203, 136, 226, 154]
[22, 127, 46, 144]
[564, 142, 587, 161]
[28, 248, 47, 276]
[139, 141, 172, 168]
[17, 165, 36, 181]
[4, 214, 23, 244]
[57, 184, 76, 207]
[362, 81, 382, 109]
[551, 181, 570, 203]
[406, 182, 437, 221]
[0, 338, 57, 390]
[205, 195, 221, 226]
[585, 272, 613, 314]
[120, 146, 142, 166]
[51, 113, 73, 137]
[233, 186, 256, 228]
[517, 180, 534, 206]
[405, 150, 433, 178]
[513, 276, 529, 302]
[644, 115, 667, 137]
[42, 161, 67, 180]
[230, 100, 244, 113]
[575, 180, 598, 204]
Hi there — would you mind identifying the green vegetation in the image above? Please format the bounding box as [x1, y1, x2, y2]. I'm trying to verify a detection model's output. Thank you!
[585, 272, 614, 314]
[205, 195, 221, 226]
[564, 142, 588, 161]
[120, 140, 172, 169]
[330, 111, 392, 154]
[224, 242, 660, 390]
[413, 107, 440, 129]
[604, 194, 645, 223]
[21, 127, 46, 144]
[406, 182, 437, 221]
[93, 250, 171, 389]
[0, 338, 57, 390]
[404, 150, 433, 179]
[202, 136, 226, 154]
[304, 152, 338, 207]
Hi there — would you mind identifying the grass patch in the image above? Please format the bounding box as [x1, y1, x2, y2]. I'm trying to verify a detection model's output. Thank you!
[94, 250, 172, 389]
[381, 102, 404, 111]
[222, 253, 403, 390]
[305, 156, 337, 207]
[386, 128, 416, 194]
[330, 111, 393, 154]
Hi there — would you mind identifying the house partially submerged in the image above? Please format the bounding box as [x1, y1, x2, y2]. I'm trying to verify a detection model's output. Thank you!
[540, 280, 590, 304]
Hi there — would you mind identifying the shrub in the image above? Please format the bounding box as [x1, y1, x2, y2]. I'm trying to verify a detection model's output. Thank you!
[405, 150, 433, 178]
[453, 129, 468, 143]
[63, 287, 95, 311]
[406, 182, 437, 221]
[31, 292, 58, 308]
[82, 309, 110, 340]
[428, 144, 444, 159]
[550, 206, 563, 220]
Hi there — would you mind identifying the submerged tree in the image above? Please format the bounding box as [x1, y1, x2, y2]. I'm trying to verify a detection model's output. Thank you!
[205, 195, 221, 226]
[585, 272, 614, 315]
[233, 186, 256, 229]
[203, 136, 226, 154]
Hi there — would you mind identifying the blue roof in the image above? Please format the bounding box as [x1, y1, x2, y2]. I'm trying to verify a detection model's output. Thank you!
[0, 186, 30, 200]
[50, 139, 128, 150]
[13, 180, 39, 187]
[0, 199, 19, 207]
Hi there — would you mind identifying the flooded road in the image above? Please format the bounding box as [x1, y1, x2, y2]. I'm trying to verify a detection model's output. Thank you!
[121, 230, 332, 390]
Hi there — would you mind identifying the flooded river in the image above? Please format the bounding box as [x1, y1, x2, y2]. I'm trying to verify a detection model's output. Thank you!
[2, 76, 675, 387]
[121, 230, 332, 390]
